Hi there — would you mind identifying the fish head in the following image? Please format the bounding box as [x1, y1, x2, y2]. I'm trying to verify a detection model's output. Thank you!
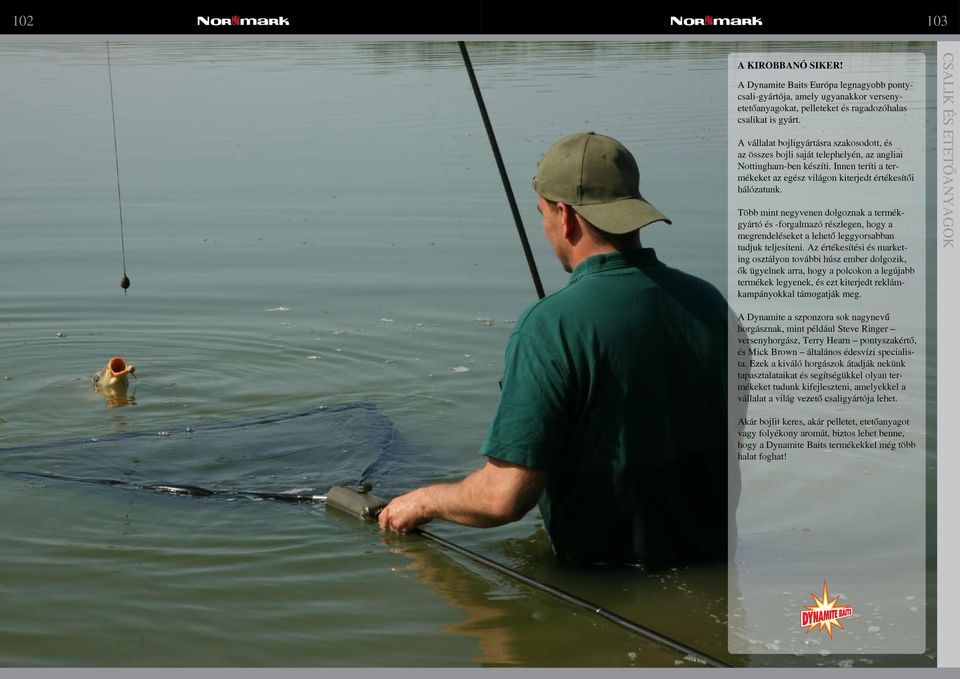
[94, 356, 135, 390]
[93, 357, 136, 408]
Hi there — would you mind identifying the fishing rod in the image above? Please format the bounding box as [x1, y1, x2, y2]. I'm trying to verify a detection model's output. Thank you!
[329, 485, 731, 668]
[458, 42, 545, 301]
[417, 528, 729, 667]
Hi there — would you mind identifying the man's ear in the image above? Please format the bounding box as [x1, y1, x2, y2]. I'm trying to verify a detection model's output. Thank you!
[559, 203, 582, 242]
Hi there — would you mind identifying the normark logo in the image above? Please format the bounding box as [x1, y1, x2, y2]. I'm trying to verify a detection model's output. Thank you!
[197, 16, 290, 26]
[670, 16, 763, 26]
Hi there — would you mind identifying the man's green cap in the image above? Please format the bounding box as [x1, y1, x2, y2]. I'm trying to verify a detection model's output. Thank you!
[532, 132, 671, 234]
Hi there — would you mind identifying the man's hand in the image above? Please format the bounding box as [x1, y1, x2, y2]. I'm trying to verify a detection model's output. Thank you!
[377, 487, 436, 533]
[378, 458, 545, 533]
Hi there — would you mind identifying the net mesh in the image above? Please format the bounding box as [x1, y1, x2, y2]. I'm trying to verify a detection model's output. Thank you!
[0, 403, 422, 501]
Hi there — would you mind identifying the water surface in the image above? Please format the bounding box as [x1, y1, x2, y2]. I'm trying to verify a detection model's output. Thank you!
[0, 40, 936, 667]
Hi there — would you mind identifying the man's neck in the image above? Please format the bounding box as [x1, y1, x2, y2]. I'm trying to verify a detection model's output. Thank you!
[565, 241, 642, 271]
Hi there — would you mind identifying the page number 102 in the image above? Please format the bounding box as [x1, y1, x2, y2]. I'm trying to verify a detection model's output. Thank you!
[12, 15, 34, 27]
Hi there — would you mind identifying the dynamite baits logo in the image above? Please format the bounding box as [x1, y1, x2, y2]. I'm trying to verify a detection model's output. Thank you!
[800, 581, 854, 638]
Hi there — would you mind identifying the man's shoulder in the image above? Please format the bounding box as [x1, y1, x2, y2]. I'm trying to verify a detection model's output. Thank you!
[645, 259, 728, 316]
[512, 254, 730, 345]
[513, 284, 580, 333]
[650, 255, 722, 293]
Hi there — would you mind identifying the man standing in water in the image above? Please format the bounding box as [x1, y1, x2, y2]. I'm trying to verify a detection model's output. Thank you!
[379, 132, 731, 567]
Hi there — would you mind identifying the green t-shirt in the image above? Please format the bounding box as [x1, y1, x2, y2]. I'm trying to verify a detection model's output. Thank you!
[480, 248, 729, 567]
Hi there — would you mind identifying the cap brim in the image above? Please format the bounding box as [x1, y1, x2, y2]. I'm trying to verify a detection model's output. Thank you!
[573, 197, 671, 234]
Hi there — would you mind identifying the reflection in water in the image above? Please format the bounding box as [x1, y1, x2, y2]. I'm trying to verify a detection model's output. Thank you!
[386, 534, 523, 666]
[501, 528, 745, 665]
[385, 528, 748, 667]
[99, 388, 136, 409]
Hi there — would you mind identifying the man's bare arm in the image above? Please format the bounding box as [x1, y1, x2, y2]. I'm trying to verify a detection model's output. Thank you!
[377, 458, 546, 533]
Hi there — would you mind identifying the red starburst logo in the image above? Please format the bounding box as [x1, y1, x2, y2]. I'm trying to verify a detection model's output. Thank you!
[800, 581, 854, 638]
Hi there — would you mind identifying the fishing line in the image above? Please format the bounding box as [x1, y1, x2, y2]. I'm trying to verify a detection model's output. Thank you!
[458, 42, 545, 300]
[106, 42, 131, 294]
